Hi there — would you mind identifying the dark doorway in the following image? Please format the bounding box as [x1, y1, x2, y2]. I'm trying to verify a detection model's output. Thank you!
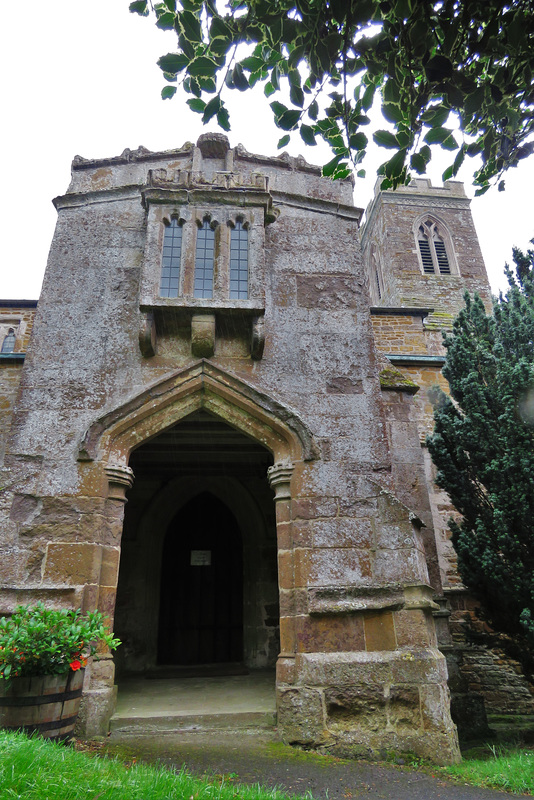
[158, 492, 243, 665]
[114, 410, 278, 677]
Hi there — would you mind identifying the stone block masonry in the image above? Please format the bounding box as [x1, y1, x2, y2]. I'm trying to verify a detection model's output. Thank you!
[0, 136, 463, 761]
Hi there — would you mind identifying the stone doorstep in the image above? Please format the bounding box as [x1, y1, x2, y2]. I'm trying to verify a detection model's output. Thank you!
[109, 710, 277, 736]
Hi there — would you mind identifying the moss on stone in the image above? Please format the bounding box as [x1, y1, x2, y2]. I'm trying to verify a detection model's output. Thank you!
[379, 367, 419, 394]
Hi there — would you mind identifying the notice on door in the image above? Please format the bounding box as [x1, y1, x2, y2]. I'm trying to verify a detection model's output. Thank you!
[190, 550, 212, 566]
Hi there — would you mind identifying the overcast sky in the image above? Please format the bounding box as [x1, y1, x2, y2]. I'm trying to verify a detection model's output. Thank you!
[1, 1, 533, 300]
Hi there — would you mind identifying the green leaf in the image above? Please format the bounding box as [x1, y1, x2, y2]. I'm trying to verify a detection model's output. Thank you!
[357, 169, 366, 178]
[277, 134, 290, 149]
[308, 100, 319, 121]
[373, 129, 399, 149]
[349, 132, 368, 151]
[322, 155, 342, 177]
[383, 79, 400, 105]
[384, 148, 406, 179]
[179, 10, 202, 42]
[217, 106, 231, 131]
[156, 11, 176, 30]
[277, 109, 301, 130]
[210, 16, 232, 39]
[188, 56, 219, 78]
[361, 83, 376, 111]
[290, 84, 304, 108]
[300, 125, 316, 146]
[425, 54, 454, 82]
[270, 101, 288, 118]
[421, 106, 450, 128]
[240, 56, 265, 72]
[129, 0, 149, 15]
[264, 81, 276, 97]
[158, 53, 189, 74]
[419, 145, 431, 163]
[464, 87, 486, 116]
[232, 63, 249, 91]
[451, 145, 465, 175]
[187, 98, 207, 113]
[424, 127, 454, 145]
[410, 153, 427, 174]
[441, 134, 459, 151]
[332, 166, 351, 180]
[161, 86, 177, 100]
[202, 96, 221, 123]
[382, 103, 404, 124]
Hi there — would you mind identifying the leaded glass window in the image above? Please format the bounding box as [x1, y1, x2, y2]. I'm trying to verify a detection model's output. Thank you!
[194, 219, 215, 298]
[1, 329, 15, 353]
[160, 218, 183, 298]
[229, 221, 249, 299]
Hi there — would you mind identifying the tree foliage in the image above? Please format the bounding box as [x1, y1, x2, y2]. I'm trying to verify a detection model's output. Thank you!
[427, 245, 534, 652]
[130, 0, 534, 192]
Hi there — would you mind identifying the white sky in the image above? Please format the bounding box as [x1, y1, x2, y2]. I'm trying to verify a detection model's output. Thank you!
[1, 1, 532, 299]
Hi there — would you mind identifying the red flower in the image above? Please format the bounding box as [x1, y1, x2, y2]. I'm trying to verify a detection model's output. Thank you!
[69, 659, 82, 671]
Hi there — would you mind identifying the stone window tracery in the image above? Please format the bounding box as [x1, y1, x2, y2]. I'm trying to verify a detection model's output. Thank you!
[159, 217, 183, 298]
[194, 218, 217, 298]
[1, 328, 16, 353]
[417, 218, 454, 276]
[229, 218, 249, 300]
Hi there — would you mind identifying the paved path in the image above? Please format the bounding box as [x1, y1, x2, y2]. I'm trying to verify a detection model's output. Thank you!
[105, 731, 524, 800]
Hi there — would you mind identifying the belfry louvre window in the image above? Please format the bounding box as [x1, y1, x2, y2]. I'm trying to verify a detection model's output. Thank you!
[194, 219, 215, 298]
[160, 219, 183, 298]
[229, 221, 249, 299]
[418, 219, 451, 275]
[1, 329, 16, 354]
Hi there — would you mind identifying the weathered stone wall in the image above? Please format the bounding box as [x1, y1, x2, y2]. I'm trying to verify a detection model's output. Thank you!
[0, 302, 37, 461]
[0, 136, 458, 761]
[365, 178, 534, 722]
[361, 178, 492, 316]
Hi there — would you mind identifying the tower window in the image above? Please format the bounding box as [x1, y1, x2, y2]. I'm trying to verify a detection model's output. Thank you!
[375, 269, 382, 300]
[229, 220, 249, 299]
[194, 219, 215, 298]
[1, 328, 16, 353]
[417, 220, 452, 275]
[160, 218, 183, 298]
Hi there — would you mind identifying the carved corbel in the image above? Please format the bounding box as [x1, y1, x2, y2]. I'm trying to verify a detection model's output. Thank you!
[191, 313, 216, 358]
[105, 464, 134, 503]
[139, 311, 156, 358]
[267, 458, 294, 501]
[251, 316, 265, 360]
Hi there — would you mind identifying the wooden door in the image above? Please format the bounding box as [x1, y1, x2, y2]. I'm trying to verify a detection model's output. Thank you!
[158, 492, 243, 665]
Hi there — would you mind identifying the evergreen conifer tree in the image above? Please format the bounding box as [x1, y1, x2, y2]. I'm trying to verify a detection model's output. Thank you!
[428, 245, 534, 654]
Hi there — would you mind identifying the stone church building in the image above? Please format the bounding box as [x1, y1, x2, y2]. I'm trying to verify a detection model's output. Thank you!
[0, 133, 518, 762]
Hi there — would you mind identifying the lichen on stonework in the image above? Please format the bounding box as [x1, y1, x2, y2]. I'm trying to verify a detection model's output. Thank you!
[379, 367, 419, 394]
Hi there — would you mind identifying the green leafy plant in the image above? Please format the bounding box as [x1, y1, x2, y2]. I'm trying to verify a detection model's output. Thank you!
[130, 0, 534, 193]
[0, 604, 120, 681]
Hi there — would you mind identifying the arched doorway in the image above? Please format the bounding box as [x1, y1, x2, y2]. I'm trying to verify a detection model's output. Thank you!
[158, 492, 243, 665]
[114, 410, 277, 676]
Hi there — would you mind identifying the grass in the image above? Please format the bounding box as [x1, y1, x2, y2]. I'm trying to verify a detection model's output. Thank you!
[439, 744, 534, 795]
[3, 728, 534, 798]
[0, 730, 291, 800]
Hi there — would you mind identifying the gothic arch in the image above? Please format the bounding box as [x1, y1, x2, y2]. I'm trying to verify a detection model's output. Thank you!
[79, 359, 317, 468]
[412, 213, 459, 276]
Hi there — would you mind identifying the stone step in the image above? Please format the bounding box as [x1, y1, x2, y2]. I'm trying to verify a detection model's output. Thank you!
[109, 710, 276, 736]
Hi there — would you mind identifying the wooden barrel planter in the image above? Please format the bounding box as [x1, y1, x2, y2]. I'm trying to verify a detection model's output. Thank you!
[0, 669, 84, 741]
